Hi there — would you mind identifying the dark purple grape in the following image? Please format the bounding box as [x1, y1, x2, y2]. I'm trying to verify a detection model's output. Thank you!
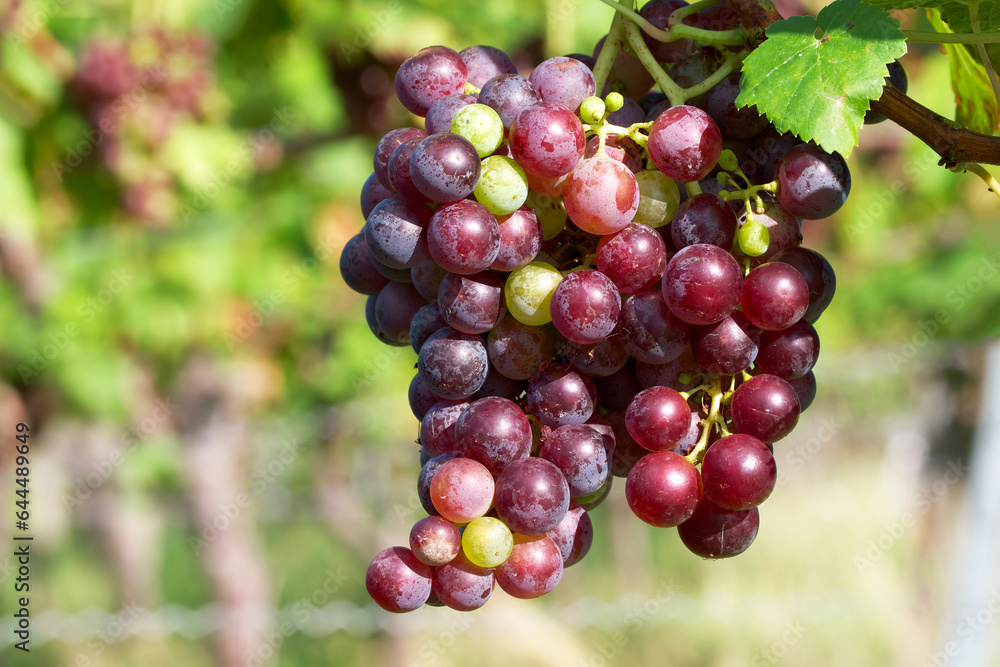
[730, 374, 800, 443]
[592, 36, 655, 99]
[662, 244, 743, 326]
[866, 60, 908, 124]
[420, 400, 469, 457]
[638, 91, 668, 114]
[340, 233, 390, 296]
[540, 424, 610, 497]
[742, 130, 802, 185]
[418, 451, 462, 515]
[741, 262, 809, 331]
[492, 206, 543, 272]
[606, 409, 647, 476]
[409, 372, 442, 419]
[701, 434, 776, 510]
[668, 54, 716, 108]
[690, 311, 760, 375]
[460, 45, 518, 88]
[546, 501, 592, 566]
[648, 105, 722, 183]
[495, 534, 563, 599]
[529, 56, 596, 112]
[771, 247, 836, 323]
[427, 199, 500, 274]
[369, 248, 413, 283]
[409, 516, 462, 566]
[549, 269, 621, 345]
[418, 326, 489, 399]
[593, 363, 643, 410]
[410, 257, 448, 301]
[596, 223, 668, 294]
[364, 196, 432, 270]
[619, 290, 692, 364]
[432, 551, 494, 611]
[437, 271, 506, 335]
[755, 320, 819, 379]
[677, 499, 759, 558]
[366, 546, 432, 613]
[626, 386, 691, 452]
[471, 366, 527, 402]
[374, 128, 427, 190]
[394, 46, 468, 117]
[564, 336, 630, 377]
[374, 281, 426, 346]
[456, 396, 532, 475]
[639, 0, 696, 63]
[387, 137, 427, 200]
[737, 202, 802, 264]
[478, 74, 542, 131]
[565, 53, 597, 70]
[705, 73, 769, 139]
[527, 363, 596, 427]
[487, 315, 556, 381]
[361, 172, 394, 218]
[510, 103, 586, 178]
[410, 133, 482, 203]
[625, 451, 702, 527]
[670, 194, 738, 251]
[562, 156, 640, 235]
[606, 97, 646, 127]
[584, 134, 642, 173]
[636, 348, 704, 391]
[410, 302, 449, 353]
[776, 144, 851, 219]
[788, 370, 817, 412]
[494, 457, 570, 535]
[425, 93, 477, 134]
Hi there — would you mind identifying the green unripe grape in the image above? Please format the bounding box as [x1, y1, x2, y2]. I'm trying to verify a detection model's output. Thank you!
[633, 170, 681, 228]
[738, 213, 770, 257]
[605, 92, 625, 113]
[718, 149, 740, 173]
[474, 156, 528, 215]
[451, 103, 504, 157]
[462, 517, 513, 568]
[505, 261, 563, 325]
[526, 190, 567, 240]
[580, 96, 606, 124]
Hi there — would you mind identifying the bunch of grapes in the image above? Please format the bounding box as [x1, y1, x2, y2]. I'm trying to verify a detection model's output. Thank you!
[341, 2, 850, 613]
[71, 28, 217, 226]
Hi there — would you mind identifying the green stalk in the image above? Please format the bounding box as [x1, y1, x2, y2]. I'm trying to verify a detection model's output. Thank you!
[679, 49, 749, 102]
[622, 19, 685, 106]
[667, 0, 721, 26]
[903, 30, 1000, 44]
[670, 23, 746, 46]
[593, 3, 625, 93]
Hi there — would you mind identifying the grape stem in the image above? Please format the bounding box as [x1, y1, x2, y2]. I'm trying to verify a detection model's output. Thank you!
[679, 49, 750, 102]
[686, 181, 703, 197]
[594, 0, 746, 46]
[685, 375, 725, 465]
[969, 0, 1000, 109]
[593, 3, 626, 94]
[622, 19, 686, 106]
[962, 163, 1000, 202]
[902, 30, 1000, 44]
[668, 0, 721, 26]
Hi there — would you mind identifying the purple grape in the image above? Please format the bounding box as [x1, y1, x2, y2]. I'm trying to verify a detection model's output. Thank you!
[788, 370, 817, 412]
[564, 336, 630, 377]
[374, 281, 427, 346]
[420, 399, 469, 457]
[410, 302, 449, 352]
[678, 499, 759, 558]
[690, 311, 760, 375]
[705, 73, 769, 139]
[394, 46, 468, 117]
[510, 102, 586, 178]
[418, 451, 462, 515]
[425, 93, 477, 134]
[364, 196, 432, 270]
[648, 105, 722, 183]
[742, 130, 802, 185]
[593, 363, 643, 410]
[670, 194, 738, 251]
[776, 144, 851, 220]
[619, 290, 693, 364]
[409, 372, 443, 419]
[430, 457, 495, 523]
[636, 348, 705, 392]
[701, 434, 777, 511]
[437, 271, 506, 335]
[755, 320, 819, 379]
[409, 133, 481, 203]
[540, 424, 610, 497]
[730, 374, 800, 443]
[741, 262, 809, 331]
[374, 128, 427, 190]
[495, 534, 563, 599]
[369, 248, 413, 283]
[546, 501, 592, 566]
[639, 0, 696, 63]
[455, 396, 532, 475]
[662, 244, 743, 325]
[470, 367, 527, 402]
[527, 363, 596, 427]
[366, 546, 432, 613]
[626, 386, 691, 452]
[418, 326, 489, 399]
[563, 156, 640, 235]
[606, 97, 646, 127]
[409, 516, 462, 566]
[606, 409, 647, 476]
[771, 247, 836, 323]
[494, 457, 570, 535]
[361, 172, 394, 218]
[487, 315, 556, 381]
[625, 451, 702, 527]
[549, 269, 621, 345]
[340, 233, 390, 296]
[529, 56, 596, 112]
[410, 257, 448, 301]
[387, 137, 427, 201]
[492, 206, 543, 272]
[427, 199, 500, 274]
[596, 223, 668, 294]
[432, 551, 494, 611]
[478, 74, 542, 131]
[460, 45, 518, 88]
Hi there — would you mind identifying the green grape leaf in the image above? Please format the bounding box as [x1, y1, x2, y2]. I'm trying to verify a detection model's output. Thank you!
[940, 0, 1000, 32]
[930, 9, 1000, 134]
[736, 0, 908, 156]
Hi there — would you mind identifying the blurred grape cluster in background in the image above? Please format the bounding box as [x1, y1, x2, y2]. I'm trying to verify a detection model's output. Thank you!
[0, 0, 998, 665]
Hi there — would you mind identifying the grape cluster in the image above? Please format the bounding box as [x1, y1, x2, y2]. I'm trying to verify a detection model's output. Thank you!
[342, 12, 849, 613]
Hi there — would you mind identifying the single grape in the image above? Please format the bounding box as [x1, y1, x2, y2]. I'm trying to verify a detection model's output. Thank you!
[776, 144, 851, 220]
[597, 223, 668, 294]
[451, 103, 504, 157]
[510, 102, 586, 179]
[648, 105, 722, 183]
[705, 73, 769, 139]
[563, 156, 640, 236]
[419, 399, 469, 458]
[374, 128, 427, 190]
[366, 546, 433, 613]
[456, 396, 533, 475]
[576, 476, 613, 510]
[487, 315, 556, 381]
[593, 363, 644, 410]
[625, 451, 702, 527]
[427, 199, 500, 274]
[417, 451, 462, 516]
[549, 269, 621, 345]
[437, 271, 506, 335]
[417, 327, 489, 399]
[394, 46, 468, 117]
[771, 247, 836, 323]
[494, 457, 571, 535]
[677, 499, 759, 558]
[409, 516, 462, 566]
[478, 74, 543, 131]
[387, 136, 428, 200]
[662, 244, 743, 326]
[527, 363, 596, 427]
[546, 502, 593, 566]
[374, 281, 426, 346]
[505, 261, 563, 325]
[787, 370, 817, 412]
[730, 373, 800, 443]
[626, 386, 691, 452]
[491, 206, 542, 271]
[425, 93, 478, 135]
[410, 133, 481, 203]
[430, 457, 495, 523]
[529, 56, 596, 112]
[755, 320, 820, 380]
[540, 423, 610, 498]
[462, 516, 514, 568]
[474, 155, 529, 217]
[495, 534, 563, 599]
[619, 290, 692, 364]
[410, 257, 448, 302]
[460, 45, 518, 88]
[741, 262, 810, 331]
[564, 336, 630, 377]
[701, 434, 777, 510]
[633, 170, 681, 228]
[410, 302, 449, 353]
[340, 233, 390, 296]
[432, 551, 495, 611]
[361, 171, 394, 219]
[364, 196, 432, 270]
[690, 311, 760, 376]
[670, 194, 738, 251]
